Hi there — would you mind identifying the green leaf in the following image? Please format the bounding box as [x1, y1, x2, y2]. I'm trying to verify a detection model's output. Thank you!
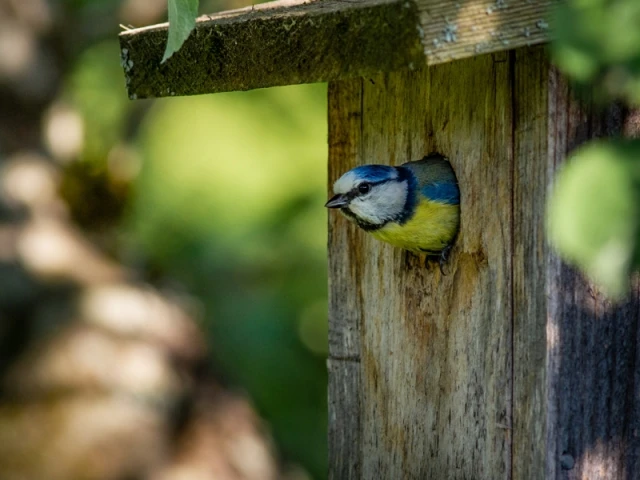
[547, 140, 640, 298]
[162, 0, 199, 63]
[551, 0, 640, 104]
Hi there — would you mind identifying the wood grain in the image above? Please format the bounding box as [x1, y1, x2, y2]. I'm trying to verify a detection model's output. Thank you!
[329, 53, 514, 479]
[119, 0, 425, 99]
[328, 46, 640, 478]
[512, 46, 549, 480]
[119, 0, 553, 98]
[328, 358, 361, 479]
[328, 79, 364, 480]
[545, 70, 640, 480]
[419, 0, 553, 64]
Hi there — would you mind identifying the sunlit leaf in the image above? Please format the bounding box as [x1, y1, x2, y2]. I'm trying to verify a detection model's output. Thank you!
[547, 140, 640, 297]
[552, 0, 640, 104]
[162, 0, 198, 63]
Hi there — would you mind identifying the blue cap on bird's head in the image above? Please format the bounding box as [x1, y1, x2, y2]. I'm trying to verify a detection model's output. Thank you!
[325, 164, 410, 229]
[342, 165, 399, 183]
[325, 165, 399, 207]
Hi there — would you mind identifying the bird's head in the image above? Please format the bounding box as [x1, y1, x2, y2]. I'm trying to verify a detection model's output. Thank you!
[325, 165, 414, 230]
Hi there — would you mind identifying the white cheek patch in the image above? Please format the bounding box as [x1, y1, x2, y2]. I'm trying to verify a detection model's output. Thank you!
[348, 181, 408, 225]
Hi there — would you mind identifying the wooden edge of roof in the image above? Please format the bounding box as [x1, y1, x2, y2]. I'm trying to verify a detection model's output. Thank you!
[119, 0, 553, 99]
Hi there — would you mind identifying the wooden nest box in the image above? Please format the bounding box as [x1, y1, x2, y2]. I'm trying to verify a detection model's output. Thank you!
[120, 1, 640, 478]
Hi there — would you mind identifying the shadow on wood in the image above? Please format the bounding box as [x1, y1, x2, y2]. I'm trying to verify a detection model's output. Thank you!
[328, 46, 640, 479]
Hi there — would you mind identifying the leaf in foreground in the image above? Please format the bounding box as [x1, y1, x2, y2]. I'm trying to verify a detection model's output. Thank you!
[162, 0, 199, 63]
[547, 140, 640, 298]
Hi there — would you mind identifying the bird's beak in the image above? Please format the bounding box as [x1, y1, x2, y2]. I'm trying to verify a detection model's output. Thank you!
[325, 194, 349, 209]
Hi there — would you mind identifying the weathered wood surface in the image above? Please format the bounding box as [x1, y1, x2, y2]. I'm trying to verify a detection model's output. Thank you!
[329, 53, 515, 479]
[328, 77, 364, 479]
[545, 72, 640, 479]
[119, 0, 554, 99]
[328, 46, 640, 479]
[512, 46, 549, 480]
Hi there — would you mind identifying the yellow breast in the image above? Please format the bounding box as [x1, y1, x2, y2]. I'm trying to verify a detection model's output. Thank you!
[370, 198, 459, 253]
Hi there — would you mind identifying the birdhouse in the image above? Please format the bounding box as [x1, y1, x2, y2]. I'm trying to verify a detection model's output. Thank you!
[120, 1, 640, 478]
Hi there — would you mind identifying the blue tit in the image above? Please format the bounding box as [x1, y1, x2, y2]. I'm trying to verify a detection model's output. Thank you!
[325, 153, 460, 267]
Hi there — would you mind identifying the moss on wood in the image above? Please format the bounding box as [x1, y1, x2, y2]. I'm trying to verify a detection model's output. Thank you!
[119, 0, 554, 99]
[119, 0, 425, 99]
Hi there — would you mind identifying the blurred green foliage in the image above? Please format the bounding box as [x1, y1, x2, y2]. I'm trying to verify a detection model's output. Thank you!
[553, 0, 640, 104]
[549, 0, 640, 297]
[70, 43, 132, 156]
[68, 38, 329, 477]
[131, 83, 329, 475]
[548, 141, 640, 296]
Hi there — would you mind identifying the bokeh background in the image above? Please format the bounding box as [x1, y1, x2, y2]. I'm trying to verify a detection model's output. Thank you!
[0, 0, 328, 478]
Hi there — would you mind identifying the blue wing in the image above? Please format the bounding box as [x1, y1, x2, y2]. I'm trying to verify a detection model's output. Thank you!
[421, 182, 460, 205]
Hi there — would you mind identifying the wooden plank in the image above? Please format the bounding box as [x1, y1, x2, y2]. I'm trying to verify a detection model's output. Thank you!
[511, 46, 549, 480]
[327, 78, 364, 480]
[545, 70, 640, 479]
[328, 52, 514, 478]
[327, 358, 361, 480]
[325, 42, 640, 478]
[328, 79, 365, 362]
[545, 263, 640, 479]
[119, 0, 554, 98]
[119, 0, 425, 99]
[327, 45, 640, 478]
[419, 0, 553, 64]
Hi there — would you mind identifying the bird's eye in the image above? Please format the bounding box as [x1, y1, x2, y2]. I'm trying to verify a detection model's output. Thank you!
[358, 183, 371, 195]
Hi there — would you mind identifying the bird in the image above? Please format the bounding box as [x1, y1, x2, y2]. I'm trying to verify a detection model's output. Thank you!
[325, 153, 460, 271]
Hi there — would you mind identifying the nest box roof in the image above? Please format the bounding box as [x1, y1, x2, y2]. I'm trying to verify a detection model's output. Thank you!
[119, 0, 553, 99]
